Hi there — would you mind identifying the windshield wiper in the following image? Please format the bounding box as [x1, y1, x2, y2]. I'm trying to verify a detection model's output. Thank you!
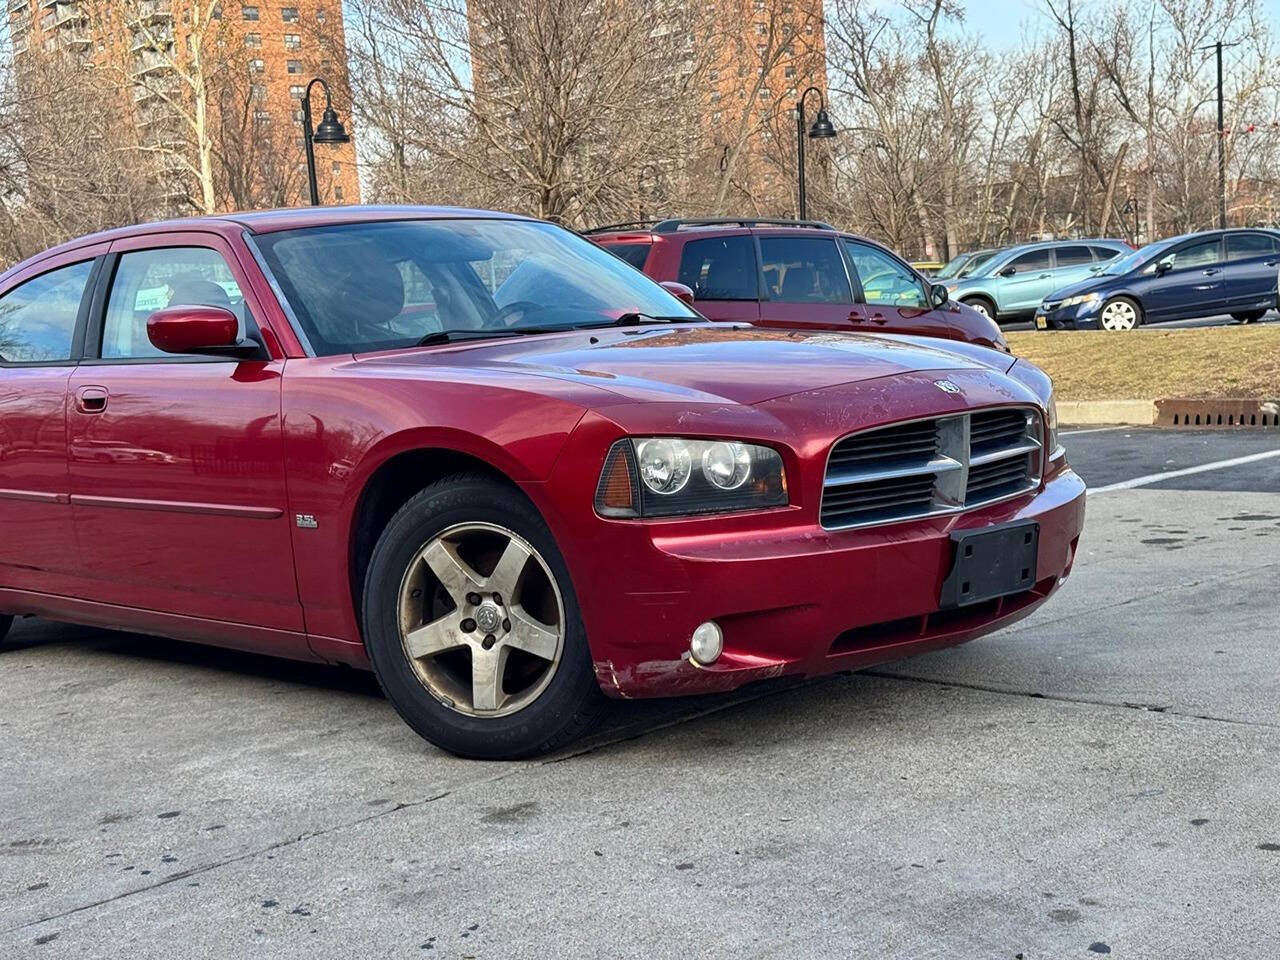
[608, 312, 699, 326]
[416, 328, 527, 347]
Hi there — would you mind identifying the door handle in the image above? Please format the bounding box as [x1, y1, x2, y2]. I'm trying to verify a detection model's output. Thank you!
[1266, 260, 1279, 267]
[1038, 273, 1053, 279]
[1202, 268, 1220, 276]
[75, 385, 108, 414]
[866, 312, 889, 324]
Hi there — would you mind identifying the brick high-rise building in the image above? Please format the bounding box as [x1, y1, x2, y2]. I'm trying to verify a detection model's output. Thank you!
[6, 0, 359, 214]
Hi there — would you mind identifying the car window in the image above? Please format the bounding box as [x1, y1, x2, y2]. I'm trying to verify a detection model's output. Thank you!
[1088, 245, 1123, 263]
[843, 241, 928, 308]
[1164, 238, 1222, 270]
[1226, 233, 1279, 261]
[0, 260, 93, 363]
[1007, 249, 1052, 273]
[603, 242, 651, 270]
[1054, 245, 1093, 268]
[676, 236, 757, 300]
[759, 237, 851, 304]
[101, 248, 247, 359]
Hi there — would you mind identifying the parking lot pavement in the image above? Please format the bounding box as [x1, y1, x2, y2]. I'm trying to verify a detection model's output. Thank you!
[3, 430, 1279, 958]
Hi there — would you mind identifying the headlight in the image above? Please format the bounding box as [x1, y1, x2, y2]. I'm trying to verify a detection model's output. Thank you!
[595, 437, 788, 518]
[1060, 292, 1101, 308]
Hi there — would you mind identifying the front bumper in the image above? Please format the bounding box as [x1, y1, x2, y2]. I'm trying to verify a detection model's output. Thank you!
[569, 467, 1086, 699]
[1035, 300, 1102, 330]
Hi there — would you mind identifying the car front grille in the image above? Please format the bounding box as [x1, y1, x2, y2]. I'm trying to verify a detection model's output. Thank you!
[820, 407, 1043, 530]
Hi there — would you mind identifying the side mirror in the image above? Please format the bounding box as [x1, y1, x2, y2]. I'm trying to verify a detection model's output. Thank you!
[147, 305, 264, 359]
[930, 283, 950, 308]
[1154, 259, 1173, 276]
[998, 266, 1017, 277]
[659, 280, 695, 305]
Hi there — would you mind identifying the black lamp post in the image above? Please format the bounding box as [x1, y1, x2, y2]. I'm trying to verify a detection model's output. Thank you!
[795, 86, 836, 221]
[1122, 197, 1139, 245]
[300, 77, 350, 206]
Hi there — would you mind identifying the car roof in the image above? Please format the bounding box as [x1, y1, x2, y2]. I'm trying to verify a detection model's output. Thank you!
[585, 218, 892, 250]
[6, 205, 533, 278]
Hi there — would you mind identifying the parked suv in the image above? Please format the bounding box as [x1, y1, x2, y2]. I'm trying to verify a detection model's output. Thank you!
[586, 219, 1009, 351]
[944, 239, 1131, 323]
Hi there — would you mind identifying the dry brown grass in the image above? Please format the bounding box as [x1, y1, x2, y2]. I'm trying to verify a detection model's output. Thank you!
[1006, 325, 1280, 401]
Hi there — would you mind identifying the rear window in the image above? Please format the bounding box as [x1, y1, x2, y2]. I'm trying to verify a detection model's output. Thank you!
[603, 242, 651, 269]
[1054, 245, 1093, 267]
[1226, 233, 1279, 260]
[677, 236, 758, 300]
[1088, 245, 1124, 262]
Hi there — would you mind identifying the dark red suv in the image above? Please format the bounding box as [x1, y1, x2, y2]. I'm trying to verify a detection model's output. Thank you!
[587, 219, 1010, 351]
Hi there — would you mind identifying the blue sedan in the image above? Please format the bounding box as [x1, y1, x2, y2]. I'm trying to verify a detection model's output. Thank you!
[1035, 228, 1280, 331]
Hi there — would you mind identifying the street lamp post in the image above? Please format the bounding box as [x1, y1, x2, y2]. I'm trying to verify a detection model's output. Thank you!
[1122, 197, 1139, 245]
[794, 86, 836, 221]
[300, 77, 351, 207]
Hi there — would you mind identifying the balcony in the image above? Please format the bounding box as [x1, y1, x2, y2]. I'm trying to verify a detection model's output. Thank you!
[133, 46, 175, 76]
[131, 24, 173, 52]
[128, 0, 172, 25]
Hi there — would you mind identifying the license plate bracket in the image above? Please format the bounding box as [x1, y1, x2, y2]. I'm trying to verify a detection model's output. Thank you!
[1035, 314, 1048, 329]
[939, 520, 1039, 609]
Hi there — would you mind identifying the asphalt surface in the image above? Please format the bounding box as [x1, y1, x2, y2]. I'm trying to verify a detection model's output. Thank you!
[1002, 308, 1278, 332]
[3, 428, 1279, 958]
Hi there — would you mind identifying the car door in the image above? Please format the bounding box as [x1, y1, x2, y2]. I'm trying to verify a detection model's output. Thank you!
[994, 248, 1055, 312]
[66, 233, 305, 638]
[673, 234, 761, 324]
[1222, 232, 1280, 313]
[0, 252, 104, 597]
[755, 234, 859, 330]
[1142, 236, 1225, 320]
[841, 239, 959, 339]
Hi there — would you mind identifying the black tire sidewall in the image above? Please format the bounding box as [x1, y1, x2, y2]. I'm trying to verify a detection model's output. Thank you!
[361, 476, 601, 760]
[962, 296, 996, 320]
[0, 614, 11, 646]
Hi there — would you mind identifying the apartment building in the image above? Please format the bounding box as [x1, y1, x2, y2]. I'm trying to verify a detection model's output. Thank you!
[7, 0, 359, 213]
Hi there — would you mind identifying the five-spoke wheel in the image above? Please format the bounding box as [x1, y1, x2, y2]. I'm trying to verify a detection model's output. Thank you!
[398, 522, 563, 717]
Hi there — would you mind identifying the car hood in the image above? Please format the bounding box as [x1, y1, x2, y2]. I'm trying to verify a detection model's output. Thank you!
[355, 325, 1012, 406]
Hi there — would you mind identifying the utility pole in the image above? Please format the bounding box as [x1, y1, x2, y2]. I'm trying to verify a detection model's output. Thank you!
[1200, 39, 1240, 229]
[1215, 41, 1226, 229]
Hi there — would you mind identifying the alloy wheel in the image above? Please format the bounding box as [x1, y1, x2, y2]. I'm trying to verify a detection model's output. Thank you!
[397, 522, 564, 717]
[1100, 300, 1137, 331]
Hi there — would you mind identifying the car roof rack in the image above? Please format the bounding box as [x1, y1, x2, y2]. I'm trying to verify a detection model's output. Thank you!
[650, 217, 838, 233]
[580, 221, 661, 236]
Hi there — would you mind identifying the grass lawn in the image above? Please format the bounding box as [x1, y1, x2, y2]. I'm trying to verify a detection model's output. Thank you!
[1006, 325, 1280, 401]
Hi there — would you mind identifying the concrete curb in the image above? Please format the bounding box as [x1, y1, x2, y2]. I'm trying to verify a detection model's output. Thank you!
[1059, 399, 1156, 426]
[1061, 398, 1280, 428]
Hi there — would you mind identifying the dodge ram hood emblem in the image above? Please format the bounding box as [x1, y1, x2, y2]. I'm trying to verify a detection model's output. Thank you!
[933, 379, 963, 395]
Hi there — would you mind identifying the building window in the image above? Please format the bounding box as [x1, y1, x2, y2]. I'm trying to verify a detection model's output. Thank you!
[755, 22, 765, 35]
[287, 59, 302, 73]
[284, 33, 301, 50]
[332, 161, 341, 174]
[290, 84, 304, 99]
[712, 110, 723, 122]
[242, 5, 259, 20]
[281, 6, 299, 21]
[758, 88, 770, 100]
[292, 109, 304, 121]
[334, 185, 344, 201]
[251, 83, 266, 100]
[316, 7, 327, 22]
[710, 90, 720, 102]
[784, 65, 796, 78]
[249, 58, 264, 72]
[245, 32, 260, 47]
[254, 109, 271, 124]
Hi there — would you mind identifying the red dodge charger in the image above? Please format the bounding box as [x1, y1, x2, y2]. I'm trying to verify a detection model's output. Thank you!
[0, 206, 1085, 758]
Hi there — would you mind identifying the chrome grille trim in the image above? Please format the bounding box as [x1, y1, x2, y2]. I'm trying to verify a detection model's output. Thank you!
[820, 406, 1044, 531]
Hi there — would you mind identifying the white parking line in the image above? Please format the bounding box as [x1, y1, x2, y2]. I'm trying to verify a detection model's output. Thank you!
[1087, 449, 1280, 494]
[1061, 426, 1133, 437]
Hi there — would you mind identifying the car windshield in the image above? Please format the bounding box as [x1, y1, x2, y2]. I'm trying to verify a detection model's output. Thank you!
[252, 218, 698, 355]
[932, 253, 973, 280]
[955, 249, 1000, 279]
[1101, 239, 1173, 276]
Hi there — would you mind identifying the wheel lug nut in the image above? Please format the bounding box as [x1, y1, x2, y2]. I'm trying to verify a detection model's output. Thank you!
[466, 593, 482, 606]
[491, 592, 503, 604]
[502, 619, 511, 633]
[460, 618, 476, 633]
[482, 634, 496, 650]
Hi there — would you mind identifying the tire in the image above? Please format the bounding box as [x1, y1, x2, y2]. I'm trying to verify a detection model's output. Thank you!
[361, 473, 606, 760]
[1099, 296, 1142, 331]
[961, 296, 996, 321]
[1232, 310, 1265, 324]
[0, 614, 11, 648]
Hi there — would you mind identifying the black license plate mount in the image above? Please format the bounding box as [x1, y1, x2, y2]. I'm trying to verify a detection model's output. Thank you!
[939, 520, 1039, 609]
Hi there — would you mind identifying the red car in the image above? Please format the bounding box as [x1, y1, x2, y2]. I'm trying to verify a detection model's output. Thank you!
[586, 218, 1010, 350]
[0, 206, 1084, 759]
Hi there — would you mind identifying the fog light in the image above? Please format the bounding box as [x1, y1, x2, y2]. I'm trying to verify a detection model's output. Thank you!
[689, 621, 723, 665]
